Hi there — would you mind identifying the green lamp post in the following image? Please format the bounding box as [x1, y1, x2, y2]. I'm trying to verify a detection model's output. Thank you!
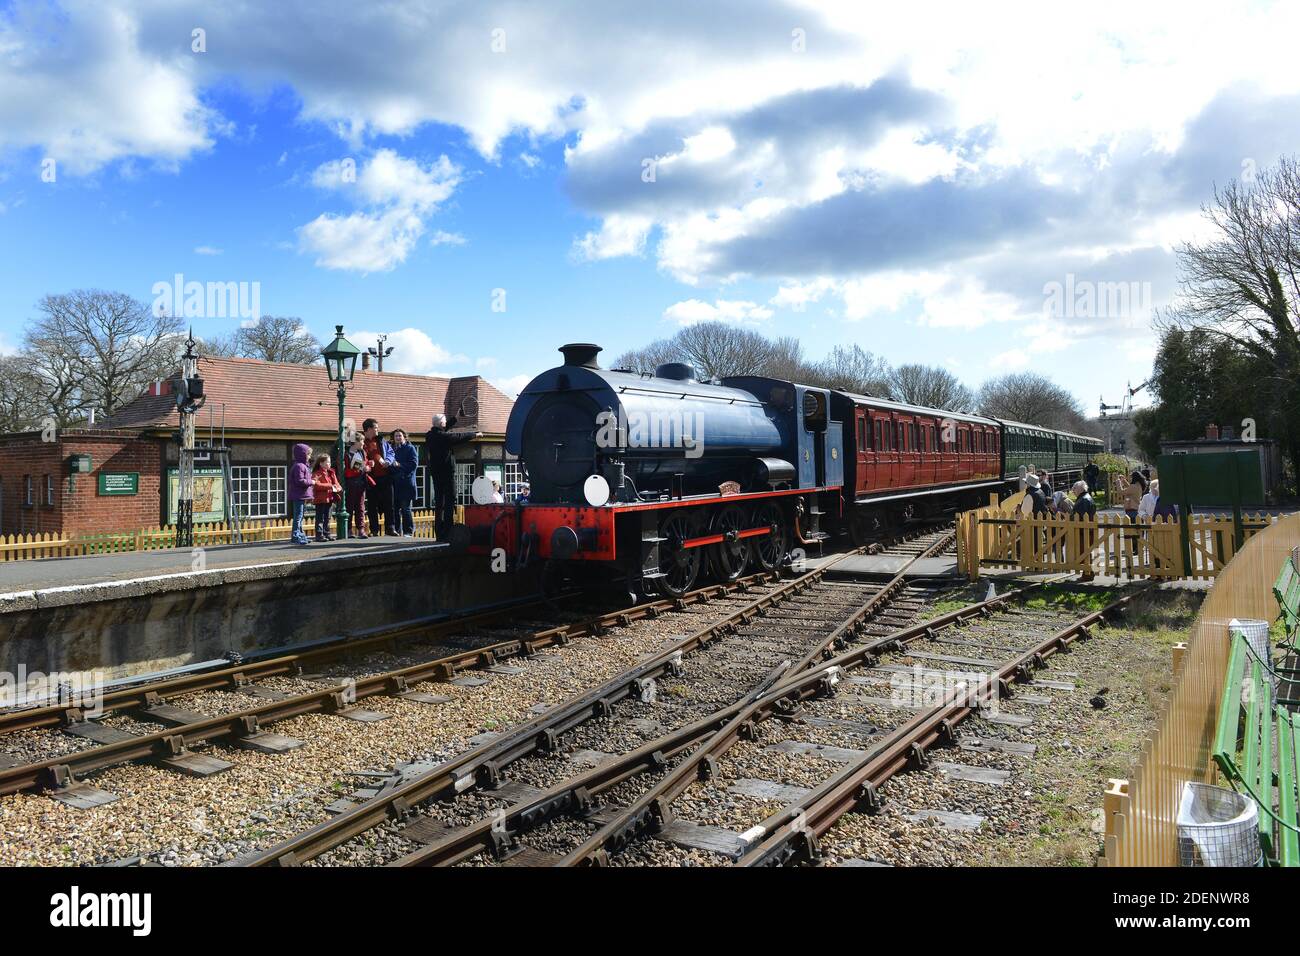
[322, 325, 360, 539]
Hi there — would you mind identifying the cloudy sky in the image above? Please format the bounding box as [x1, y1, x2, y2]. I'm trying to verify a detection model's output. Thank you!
[1, 0, 1297, 409]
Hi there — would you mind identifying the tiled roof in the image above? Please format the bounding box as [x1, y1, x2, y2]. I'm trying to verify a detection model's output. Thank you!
[100, 356, 513, 436]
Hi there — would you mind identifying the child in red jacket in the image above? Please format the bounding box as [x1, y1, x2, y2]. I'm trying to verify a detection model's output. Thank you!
[312, 454, 342, 542]
[344, 439, 371, 538]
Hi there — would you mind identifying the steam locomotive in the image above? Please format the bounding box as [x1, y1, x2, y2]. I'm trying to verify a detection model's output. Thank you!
[463, 343, 1101, 597]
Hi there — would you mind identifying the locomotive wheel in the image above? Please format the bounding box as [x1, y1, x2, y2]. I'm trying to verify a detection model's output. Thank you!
[657, 511, 704, 597]
[751, 502, 787, 571]
[709, 505, 750, 582]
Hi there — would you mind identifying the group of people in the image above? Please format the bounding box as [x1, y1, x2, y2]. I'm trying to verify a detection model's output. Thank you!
[1116, 469, 1177, 522]
[286, 414, 481, 546]
[1019, 464, 1176, 523]
[1021, 467, 1097, 519]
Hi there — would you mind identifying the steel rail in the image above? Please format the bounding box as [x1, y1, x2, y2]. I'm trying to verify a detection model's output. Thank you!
[0, 575, 794, 736]
[555, 555, 1033, 866]
[0, 572, 779, 795]
[396, 567, 1050, 867]
[0, 601, 546, 735]
[736, 588, 1147, 866]
[240, 542, 899, 866]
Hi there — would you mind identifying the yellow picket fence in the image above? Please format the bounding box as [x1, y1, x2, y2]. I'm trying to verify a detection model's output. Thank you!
[1105, 512, 1300, 865]
[0, 507, 460, 561]
[956, 507, 1276, 581]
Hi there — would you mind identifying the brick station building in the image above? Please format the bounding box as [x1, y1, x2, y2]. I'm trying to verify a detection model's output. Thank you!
[0, 355, 516, 537]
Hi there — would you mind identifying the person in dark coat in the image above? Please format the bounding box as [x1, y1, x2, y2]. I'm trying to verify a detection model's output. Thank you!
[363, 418, 397, 536]
[424, 413, 482, 540]
[1070, 480, 1097, 519]
[390, 428, 419, 536]
[1024, 472, 1048, 516]
[1083, 460, 1100, 493]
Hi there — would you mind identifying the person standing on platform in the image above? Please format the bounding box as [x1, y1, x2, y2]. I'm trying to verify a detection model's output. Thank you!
[1116, 470, 1147, 522]
[391, 428, 419, 537]
[424, 412, 482, 540]
[1071, 480, 1097, 519]
[288, 442, 314, 546]
[1083, 460, 1100, 495]
[363, 418, 397, 536]
[1024, 472, 1049, 516]
[311, 453, 341, 542]
[345, 439, 371, 538]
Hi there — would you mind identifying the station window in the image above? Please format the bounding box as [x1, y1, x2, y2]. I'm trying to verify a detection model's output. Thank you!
[503, 461, 526, 501]
[230, 465, 287, 519]
[44, 475, 55, 507]
[454, 462, 477, 505]
[23, 475, 32, 507]
[414, 466, 427, 508]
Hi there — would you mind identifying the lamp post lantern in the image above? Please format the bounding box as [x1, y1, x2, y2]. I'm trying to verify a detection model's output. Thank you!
[322, 325, 360, 540]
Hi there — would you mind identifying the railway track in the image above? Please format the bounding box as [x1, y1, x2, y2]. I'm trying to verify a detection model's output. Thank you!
[0, 573, 782, 804]
[233, 526, 959, 866]
[0, 524, 946, 817]
[381, 582, 1138, 867]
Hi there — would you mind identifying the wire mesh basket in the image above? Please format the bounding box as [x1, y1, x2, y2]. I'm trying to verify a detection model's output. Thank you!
[1177, 782, 1261, 867]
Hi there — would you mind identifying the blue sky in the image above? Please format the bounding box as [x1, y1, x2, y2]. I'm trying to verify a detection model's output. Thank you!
[2, 0, 1299, 408]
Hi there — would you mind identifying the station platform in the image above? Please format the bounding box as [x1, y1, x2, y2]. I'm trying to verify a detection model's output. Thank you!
[0, 535, 445, 598]
[0, 535, 537, 686]
[812, 553, 959, 579]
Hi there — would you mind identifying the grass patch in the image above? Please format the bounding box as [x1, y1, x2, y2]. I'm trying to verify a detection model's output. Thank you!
[982, 586, 1205, 866]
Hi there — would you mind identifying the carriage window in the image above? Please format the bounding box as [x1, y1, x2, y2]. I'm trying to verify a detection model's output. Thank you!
[857, 418, 867, 449]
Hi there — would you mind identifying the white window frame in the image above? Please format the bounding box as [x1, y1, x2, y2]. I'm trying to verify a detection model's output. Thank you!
[23, 475, 32, 507]
[503, 461, 526, 501]
[454, 463, 476, 505]
[414, 465, 427, 508]
[230, 465, 288, 519]
[45, 474, 55, 506]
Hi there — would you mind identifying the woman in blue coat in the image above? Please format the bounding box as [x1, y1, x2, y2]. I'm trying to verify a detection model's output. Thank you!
[390, 428, 420, 537]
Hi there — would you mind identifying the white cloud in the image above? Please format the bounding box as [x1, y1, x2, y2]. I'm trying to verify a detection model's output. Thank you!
[573, 214, 653, 261]
[299, 149, 460, 272]
[475, 356, 497, 369]
[663, 298, 773, 326]
[299, 206, 427, 273]
[193, 245, 222, 255]
[491, 373, 533, 399]
[348, 327, 468, 377]
[0, 2, 219, 174]
[429, 230, 467, 246]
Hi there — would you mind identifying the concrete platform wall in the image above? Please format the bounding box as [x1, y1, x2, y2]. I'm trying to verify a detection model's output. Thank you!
[0, 546, 538, 685]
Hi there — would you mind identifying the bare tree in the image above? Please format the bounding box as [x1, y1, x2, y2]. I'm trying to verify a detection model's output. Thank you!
[228, 316, 323, 364]
[612, 337, 681, 374]
[1158, 155, 1300, 475]
[0, 355, 48, 432]
[806, 344, 892, 396]
[977, 371, 1092, 432]
[673, 322, 785, 378]
[26, 290, 182, 417]
[11, 337, 87, 427]
[889, 364, 975, 411]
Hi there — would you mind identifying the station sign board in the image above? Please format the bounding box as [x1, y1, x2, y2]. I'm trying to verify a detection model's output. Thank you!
[97, 472, 139, 496]
[165, 467, 226, 523]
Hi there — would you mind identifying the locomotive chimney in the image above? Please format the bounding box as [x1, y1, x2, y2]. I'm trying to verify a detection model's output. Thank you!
[559, 343, 602, 369]
[655, 362, 697, 381]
